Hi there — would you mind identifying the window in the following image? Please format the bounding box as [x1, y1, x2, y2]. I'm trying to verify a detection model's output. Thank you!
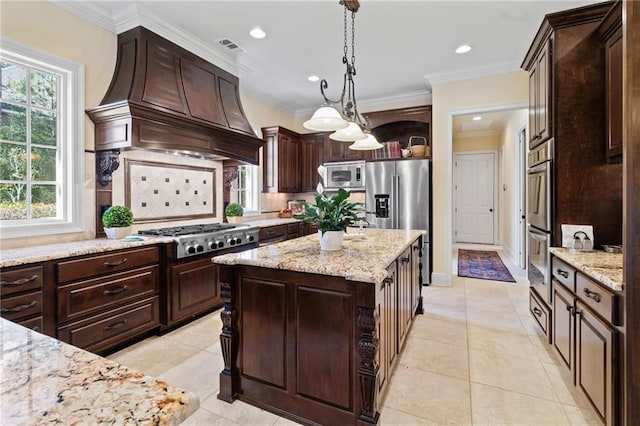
[0, 38, 84, 239]
[236, 165, 259, 215]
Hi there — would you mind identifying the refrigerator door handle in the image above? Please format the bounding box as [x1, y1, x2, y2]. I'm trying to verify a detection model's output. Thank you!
[395, 174, 400, 229]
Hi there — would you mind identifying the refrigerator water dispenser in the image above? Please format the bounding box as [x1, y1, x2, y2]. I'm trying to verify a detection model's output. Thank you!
[375, 195, 390, 218]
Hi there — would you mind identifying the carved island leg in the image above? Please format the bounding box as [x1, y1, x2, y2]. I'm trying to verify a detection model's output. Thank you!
[357, 306, 379, 425]
[218, 279, 238, 403]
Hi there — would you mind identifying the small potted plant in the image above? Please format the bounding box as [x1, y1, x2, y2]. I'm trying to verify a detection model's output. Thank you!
[102, 205, 134, 240]
[294, 188, 363, 251]
[225, 202, 244, 223]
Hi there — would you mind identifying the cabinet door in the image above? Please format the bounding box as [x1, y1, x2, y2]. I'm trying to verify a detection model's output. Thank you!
[300, 133, 325, 192]
[169, 258, 220, 322]
[323, 135, 369, 163]
[552, 281, 574, 371]
[575, 301, 617, 425]
[528, 63, 539, 145]
[385, 263, 398, 371]
[411, 242, 421, 317]
[278, 132, 300, 192]
[536, 40, 551, 143]
[397, 247, 412, 349]
[605, 26, 623, 161]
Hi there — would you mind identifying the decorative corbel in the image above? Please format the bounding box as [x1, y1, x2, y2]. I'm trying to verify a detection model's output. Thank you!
[223, 166, 239, 189]
[97, 150, 120, 186]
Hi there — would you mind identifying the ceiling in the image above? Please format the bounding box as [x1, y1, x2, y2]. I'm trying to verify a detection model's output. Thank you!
[51, 0, 603, 117]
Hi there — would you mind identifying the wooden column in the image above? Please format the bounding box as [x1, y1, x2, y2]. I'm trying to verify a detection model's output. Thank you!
[217, 266, 238, 403]
[623, 0, 640, 424]
[356, 306, 379, 425]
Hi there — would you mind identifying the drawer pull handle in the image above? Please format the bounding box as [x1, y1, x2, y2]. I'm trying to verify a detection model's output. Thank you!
[104, 319, 128, 331]
[556, 269, 569, 279]
[1, 300, 38, 314]
[384, 276, 394, 286]
[532, 307, 542, 317]
[583, 288, 602, 303]
[103, 285, 128, 296]
[401, 257, 410, 264]
[103, 258, 128, 267]
[32, 326, 40, 332]
[1, 275, 38, 287]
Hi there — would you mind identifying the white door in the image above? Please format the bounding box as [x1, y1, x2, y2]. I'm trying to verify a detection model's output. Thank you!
[455, 152, 495, 244]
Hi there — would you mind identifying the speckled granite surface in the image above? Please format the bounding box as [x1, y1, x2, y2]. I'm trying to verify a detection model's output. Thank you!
[0, 237, 172, 268]
[0, 318, 198, 425]
[212, 228, 425, 284]
[550, 247, 623, 291]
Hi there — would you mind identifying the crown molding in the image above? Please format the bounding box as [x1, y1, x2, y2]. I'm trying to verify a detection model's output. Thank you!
[293, 90, 432, 120]
[48, 0, 246, 77]
[49, 0, 117, 32]
[425, 61, 521, 87]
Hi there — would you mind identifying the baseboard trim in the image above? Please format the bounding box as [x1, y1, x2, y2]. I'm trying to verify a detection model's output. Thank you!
[430, 272, 452, 286]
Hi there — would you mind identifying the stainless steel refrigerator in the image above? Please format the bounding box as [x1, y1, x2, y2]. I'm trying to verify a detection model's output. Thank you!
[365, 159, 432, 284]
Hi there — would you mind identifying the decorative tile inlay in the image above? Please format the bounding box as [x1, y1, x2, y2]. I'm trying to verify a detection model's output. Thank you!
[126, 160, 216, 221]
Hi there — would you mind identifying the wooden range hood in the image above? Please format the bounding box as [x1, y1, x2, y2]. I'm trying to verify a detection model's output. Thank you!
[87, 26, 264, 171]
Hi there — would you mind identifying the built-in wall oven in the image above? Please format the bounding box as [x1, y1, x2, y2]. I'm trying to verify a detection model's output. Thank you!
[527, 139, 553, 304]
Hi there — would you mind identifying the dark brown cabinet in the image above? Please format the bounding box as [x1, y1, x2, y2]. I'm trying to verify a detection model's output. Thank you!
[322, 133, 369, 163]
[55, 246, 161, 354]
[168, 257, 220, 324]
[599, 2, 623, 162]
[528, 39, 551, 148]
[522, 2, 622, 248]
[262, 126, 301, 193]
[299, 133, 325, 192]
[0, 264, 54, 336]
[397, 246, 412, 350]
[549, 255, 620, 425]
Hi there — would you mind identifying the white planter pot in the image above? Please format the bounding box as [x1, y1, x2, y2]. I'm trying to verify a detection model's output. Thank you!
[318, 230, 344, 251]
[227, 216, 242, 224]
[104, 226, 132, 240]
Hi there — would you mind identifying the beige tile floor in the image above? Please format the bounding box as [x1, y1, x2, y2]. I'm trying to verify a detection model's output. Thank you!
[108, 246, 601, 425]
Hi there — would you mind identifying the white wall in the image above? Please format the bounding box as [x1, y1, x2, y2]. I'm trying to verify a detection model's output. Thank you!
[431, 71, 529, 285]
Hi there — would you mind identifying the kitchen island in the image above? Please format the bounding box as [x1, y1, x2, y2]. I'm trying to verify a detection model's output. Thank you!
[212, 229, 425, 425]
[0, 318, 199, 425]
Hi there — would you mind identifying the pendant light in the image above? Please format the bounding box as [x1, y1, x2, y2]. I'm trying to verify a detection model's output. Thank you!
[304, 0, 380, 150]
[348, 133, 383, 150]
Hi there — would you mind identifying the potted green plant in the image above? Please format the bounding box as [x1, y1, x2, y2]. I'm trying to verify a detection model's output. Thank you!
[102, 205, 134, 240]
[225, 202, 244, 223]
[294, 188, 363, 251]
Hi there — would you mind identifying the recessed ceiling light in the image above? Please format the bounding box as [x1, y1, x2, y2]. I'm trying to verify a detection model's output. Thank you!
[472, 116, 482, 121]
[308, 75, 320, 82]
[249, 27, 266, 39]
[455, 44, 472, 54]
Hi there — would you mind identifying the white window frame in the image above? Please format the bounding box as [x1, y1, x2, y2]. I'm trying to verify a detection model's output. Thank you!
[0, 38, 84, 239]
[236, 165, 260, 216]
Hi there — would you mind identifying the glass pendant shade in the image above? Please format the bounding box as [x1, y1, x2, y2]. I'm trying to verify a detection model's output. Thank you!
[303, 106, 349, 131]
[348, 133, 383, 150]
[329, 122, 368, 141]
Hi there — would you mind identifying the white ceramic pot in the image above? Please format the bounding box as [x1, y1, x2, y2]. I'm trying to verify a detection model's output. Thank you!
[227, 216, 242, 223]
[104, 226, 132, 240]
[318, 230, 344, 251]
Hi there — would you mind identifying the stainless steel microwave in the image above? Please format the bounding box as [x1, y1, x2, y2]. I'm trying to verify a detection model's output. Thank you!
[323, 161, 365, 191]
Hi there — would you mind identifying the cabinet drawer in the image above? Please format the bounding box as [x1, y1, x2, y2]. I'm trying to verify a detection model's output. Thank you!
[1, 291, 43, 321]
[1, 265, 43, 296]
[57, 266, 159, 323]
[259, 225, 287, 241]
[552, 257, 575, 292]
[287, 223, 301, 236]
[18, 316, 44, 333]
[57, 297, 159, 354]
[529, 288, 551, 341]
[57, 246, 159, 283]
[576, 273, 619, 326]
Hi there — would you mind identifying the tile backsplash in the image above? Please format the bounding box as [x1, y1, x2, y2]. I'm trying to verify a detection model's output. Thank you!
[126, 159, 215, 221]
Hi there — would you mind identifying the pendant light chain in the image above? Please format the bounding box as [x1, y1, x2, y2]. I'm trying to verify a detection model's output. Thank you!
[351, 11, 356, 75]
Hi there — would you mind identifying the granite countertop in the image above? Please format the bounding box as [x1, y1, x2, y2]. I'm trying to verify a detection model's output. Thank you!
[212, 228, 425, 285]
[549, 247, 623, 291]
[0, 318, 198, 425]
[0, 237, 173, 269]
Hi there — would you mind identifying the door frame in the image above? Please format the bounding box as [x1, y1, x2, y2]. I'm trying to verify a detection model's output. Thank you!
[438, 101, 528, 286]
[517, 125, 527, 269]
[453, 150, 498, 245]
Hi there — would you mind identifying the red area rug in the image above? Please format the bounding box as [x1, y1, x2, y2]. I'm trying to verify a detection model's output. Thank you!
[457, 249, 516, 282]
